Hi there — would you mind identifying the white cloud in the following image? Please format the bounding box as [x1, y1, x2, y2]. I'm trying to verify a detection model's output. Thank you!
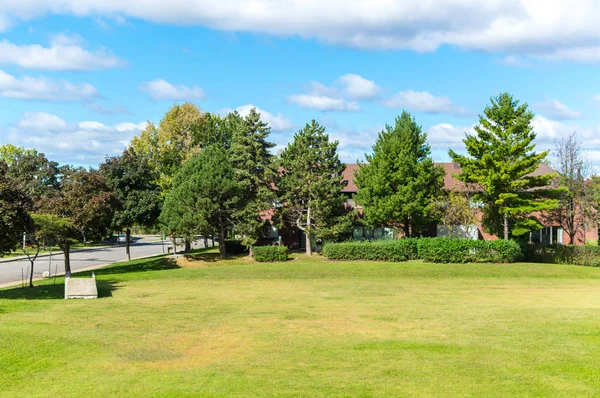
[427, 123, 475, 150]
[138, 79, 205, 101]
[220, 104, 292, 132]
[338, 73, 381, 99]
[0, 34, 122, 70]
[535, 99, 583, 120]
[288, 94, 360, 112]
[2, 1, 600, 62]
[3, 112, 148, 165]
[383, 90, 471, 116]
[0, 69, 99, 101]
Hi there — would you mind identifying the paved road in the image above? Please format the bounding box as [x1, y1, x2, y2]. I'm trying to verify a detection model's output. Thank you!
[0, 236, 210, 287]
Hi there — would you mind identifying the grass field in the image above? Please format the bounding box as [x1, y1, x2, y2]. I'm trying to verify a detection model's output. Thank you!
[1, 250, 600, 397]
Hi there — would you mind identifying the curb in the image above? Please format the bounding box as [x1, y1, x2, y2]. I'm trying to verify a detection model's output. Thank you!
[0, 244, 125, 264]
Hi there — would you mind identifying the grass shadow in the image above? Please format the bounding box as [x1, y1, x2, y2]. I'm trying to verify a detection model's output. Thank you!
[0, 279, 119, 300]
[183, 252, 247, 263]
[97, 256, 180, 276]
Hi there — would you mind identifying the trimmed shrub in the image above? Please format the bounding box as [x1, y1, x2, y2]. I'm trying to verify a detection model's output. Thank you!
[253, 246, 289, 262]
[322, 239, 419, 262]
[417, 238, 522, 263]
[224, 239, 247, 255]
[523, 244, 600, 267]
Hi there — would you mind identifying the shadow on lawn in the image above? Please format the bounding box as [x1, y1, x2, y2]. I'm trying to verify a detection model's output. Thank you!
[96, 256, 181, 276]
[183, 252, 245, 263]
[0, 279, 119, 300]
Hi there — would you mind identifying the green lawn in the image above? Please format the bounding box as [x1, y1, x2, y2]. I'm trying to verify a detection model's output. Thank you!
[1, 251, 600, 397]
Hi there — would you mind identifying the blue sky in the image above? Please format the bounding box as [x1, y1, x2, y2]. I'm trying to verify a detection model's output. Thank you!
[0, 1, 599, 170]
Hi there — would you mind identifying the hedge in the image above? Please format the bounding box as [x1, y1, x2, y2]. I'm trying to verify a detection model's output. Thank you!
[523, 244, 600, 267]
[224, 239, 247, 255]
[417, 238, 522, 263]
[322, 239, 419, 262]
[253, 246, 289, 262]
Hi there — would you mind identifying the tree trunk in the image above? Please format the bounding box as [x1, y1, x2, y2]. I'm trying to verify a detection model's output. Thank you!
[28, 259, 35, 288]
[219, 224, 227, 259]
[305, 206, 312, 256]
[403, 218, 410, 238]
[184, 240, 191, 252]
[212, 236, 215, 247]
[204, 237, 208, 248]
[126, 228, 131, 261]
[62, 244, 71, 275]
[249, 245, 254, 258]
[503, 213, 509, 240]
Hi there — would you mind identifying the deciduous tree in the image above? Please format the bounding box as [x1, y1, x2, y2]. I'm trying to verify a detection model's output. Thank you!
[101, 150, 162, 260]
[0, 161, 32, 255]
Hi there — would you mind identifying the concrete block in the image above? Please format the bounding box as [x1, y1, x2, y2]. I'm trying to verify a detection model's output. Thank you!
[65, 272, 98, 299]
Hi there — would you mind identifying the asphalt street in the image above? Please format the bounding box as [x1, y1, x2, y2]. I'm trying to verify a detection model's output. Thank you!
[0, 236, 209, 287]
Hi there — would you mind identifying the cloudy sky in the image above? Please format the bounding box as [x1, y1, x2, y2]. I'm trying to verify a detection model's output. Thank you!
[0, 0, 599, 169]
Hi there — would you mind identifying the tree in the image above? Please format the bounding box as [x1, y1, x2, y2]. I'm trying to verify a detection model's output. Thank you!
[551, 132, 595, 244]
[354, 111, 445, 237]
[230, 108, 277, 256]
[23, 214, 70, 287]
[433, 191, 477, 238]
[277, 120, 346, 256]
[449, 93, 560, 239]
[0, 161, 32, 255]
[0, 145, 60, 207]
[60, 168, 117, 245]
[161, 145, 245, 258]
[101, 150, 162, 260]
[129, 103, 207, 193]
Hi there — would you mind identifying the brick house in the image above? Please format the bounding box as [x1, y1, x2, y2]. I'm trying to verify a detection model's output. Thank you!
[267, 163, 598, 247]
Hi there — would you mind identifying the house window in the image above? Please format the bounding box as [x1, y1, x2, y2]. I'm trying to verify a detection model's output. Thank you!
[530, 226, 563, 244]
[270, 226, 279, 239]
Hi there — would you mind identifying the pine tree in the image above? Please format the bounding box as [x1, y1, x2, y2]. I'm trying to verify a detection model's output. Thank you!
[354, 111, 444, 237]
[229, 108, 277, 256]
[449, 93, 560, 239]
[277, 120, 346, 256]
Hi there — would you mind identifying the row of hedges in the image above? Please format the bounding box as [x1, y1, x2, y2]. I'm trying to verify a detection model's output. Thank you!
[323, 238, 522, 263]
[253, 246, 289, 262]
[523, 244, 600, 267]
[322, 239, 418, 262]
[417, 238, 522, 263]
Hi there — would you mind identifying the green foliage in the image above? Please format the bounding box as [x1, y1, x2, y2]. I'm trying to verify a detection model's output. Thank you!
[0, 161, 33, 254]
[229, 108, 277, 249]
[522, 244, 600, 267]
[433, 191, 476, 236]
[449, 93, 560, 238]
[323, 239, 419, 262]
[253, 246, 289, 262]
[0, 144, 59, 207]
[161, 145, 245, 258]
[277, 120, 347, 254]
[355, 111, 444, 237]
[129, 103, 207, 193]
[101, 149, 162, 231]
[417, 238, 522, 263]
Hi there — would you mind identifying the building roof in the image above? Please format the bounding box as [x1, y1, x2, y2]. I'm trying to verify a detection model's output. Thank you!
[341, 162, 556, 193]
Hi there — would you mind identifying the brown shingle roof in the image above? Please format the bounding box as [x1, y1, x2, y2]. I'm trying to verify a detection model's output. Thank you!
[341, 162, 556, 193]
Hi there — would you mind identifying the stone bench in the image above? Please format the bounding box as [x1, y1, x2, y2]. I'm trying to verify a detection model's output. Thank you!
[65, 272, 98, 299]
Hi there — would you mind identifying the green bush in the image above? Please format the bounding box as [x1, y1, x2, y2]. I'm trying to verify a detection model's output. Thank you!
[224, 239, 247, 255]
[322, 239, 419, 262]
[417, 238, 522, 263]
[523, 244, 600, 267]
[253, 246, 289, 262]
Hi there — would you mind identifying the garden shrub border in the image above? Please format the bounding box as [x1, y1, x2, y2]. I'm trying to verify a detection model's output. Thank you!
[253, 246, 289, 262]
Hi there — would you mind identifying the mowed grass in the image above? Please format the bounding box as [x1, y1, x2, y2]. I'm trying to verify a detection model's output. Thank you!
[1, 250, 600, 397]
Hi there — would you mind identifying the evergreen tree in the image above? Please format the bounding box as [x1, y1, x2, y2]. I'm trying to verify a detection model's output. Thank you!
[277, 120, 346, 256]
[354, 111, 444, 237]
[449, 93, 560, 239]
[230, 108, 277, 256]
[161, 145, 245, 258]
[0, 161, 33, 255]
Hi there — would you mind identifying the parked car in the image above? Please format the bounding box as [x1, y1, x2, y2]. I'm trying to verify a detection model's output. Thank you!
[118, 234, 127, 243]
